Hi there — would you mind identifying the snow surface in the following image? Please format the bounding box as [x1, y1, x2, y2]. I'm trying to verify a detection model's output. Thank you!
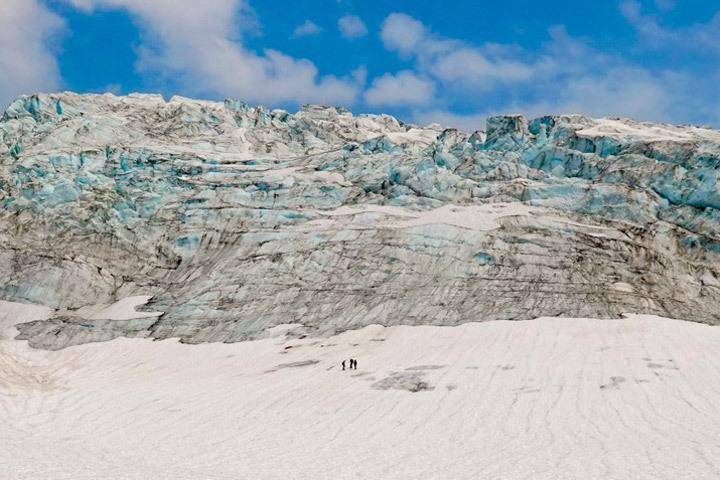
[2, 299, 720, 479]
[575, 117, 720, 143]
[57, 296, 165, 321]
[317, 203, 540, 231]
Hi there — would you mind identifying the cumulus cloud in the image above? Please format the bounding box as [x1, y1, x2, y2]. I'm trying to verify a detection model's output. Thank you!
[496, 67, 677, 123]
[379, 12, 539, 91]
[439, 64, 687, 128]
[338, 14, 368, 40]
[292, 20, 322, 38]
[0, 0, 65, 109]
[556, 67, 671, 120]
[374, 11, 711, 125]
[433, 49, 534, 87]
[412, 110, 488, 132]
[66, 0, 360, 105]
[365, 71, 435, 106]
[620, 0, 720, 53]
[380, 13, 425, 56]
[413, 66, 676, 132]
[619, 0, 675, 47]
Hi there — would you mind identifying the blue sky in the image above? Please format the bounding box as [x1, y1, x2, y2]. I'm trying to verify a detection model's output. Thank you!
[1, 0, 719, 130]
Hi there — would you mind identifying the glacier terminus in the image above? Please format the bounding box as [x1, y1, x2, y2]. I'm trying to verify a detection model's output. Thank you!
[1, 92, 720, 349]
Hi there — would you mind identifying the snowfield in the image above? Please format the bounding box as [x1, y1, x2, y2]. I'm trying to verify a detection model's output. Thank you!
[2, 300, 720, 479]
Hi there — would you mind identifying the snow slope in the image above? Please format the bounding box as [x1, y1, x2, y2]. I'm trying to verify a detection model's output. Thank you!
[2, 299, 720, 479]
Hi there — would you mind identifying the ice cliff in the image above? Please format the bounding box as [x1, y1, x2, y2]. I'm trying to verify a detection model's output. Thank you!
[2, 92, 720, 349]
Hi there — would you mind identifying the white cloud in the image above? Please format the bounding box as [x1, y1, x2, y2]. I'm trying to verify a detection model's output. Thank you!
[430, 65, 681, 129]
[380, 13, 425, 57]
[412, 110, 488, 132]
[338, 14, 367, 40]
[495, 68, 675, 123]
[292, 20, 322, 38]
[412, 67, 676, 133]
[620, 0, 720, 54]
[619, 0, 675, 47]
[433, 49, 534, 87]
[371, 11, 713, 124]
[557, 67, 671, 120]
[0, 0, 65, 109]
[379, 12, 538, 91]
[66, 0, 360, 105]
[365, 71, 434, 106]
[350, 65, 368, 86]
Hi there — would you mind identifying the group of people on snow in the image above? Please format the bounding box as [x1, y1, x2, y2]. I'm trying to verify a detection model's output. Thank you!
[341, 359, 358, 370]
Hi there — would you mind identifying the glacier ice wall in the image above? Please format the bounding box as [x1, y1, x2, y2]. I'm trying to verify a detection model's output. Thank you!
[2, 92, 720, 349]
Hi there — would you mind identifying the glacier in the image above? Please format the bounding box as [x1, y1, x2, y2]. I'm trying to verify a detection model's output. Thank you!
[1, 92, 720, 349]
